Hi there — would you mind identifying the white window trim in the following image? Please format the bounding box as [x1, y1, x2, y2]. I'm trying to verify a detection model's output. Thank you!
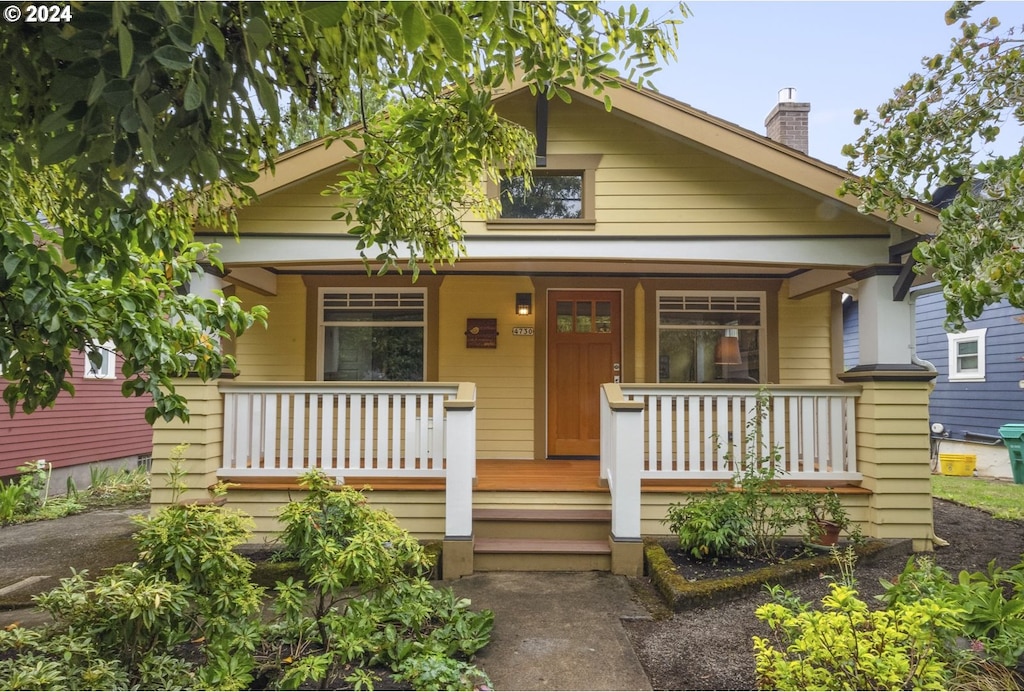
[947, 327, 987, 382]
[655, 290, 765, 384]
[84, 341, 116, 380]
[317, 288, 427, 382]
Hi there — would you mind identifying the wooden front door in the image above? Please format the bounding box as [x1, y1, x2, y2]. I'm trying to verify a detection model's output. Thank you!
[547, 290, 622, 457]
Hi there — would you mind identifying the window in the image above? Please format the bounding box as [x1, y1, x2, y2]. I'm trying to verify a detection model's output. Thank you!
[84, 341, 115, 380]
[319, 290, 425, 382]
[486, 154, 601, 229]
[947, 328, 987, 382]
[501, 172, 583, 219]
[657, 292, 763, 383]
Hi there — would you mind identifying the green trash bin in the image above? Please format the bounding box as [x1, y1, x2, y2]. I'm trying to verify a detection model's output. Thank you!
[998, 424, 1024, 484]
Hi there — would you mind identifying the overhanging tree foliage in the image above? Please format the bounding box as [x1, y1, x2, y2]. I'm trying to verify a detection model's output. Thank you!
[0, 1, 682, 422]
[841, 0, 1024, 330]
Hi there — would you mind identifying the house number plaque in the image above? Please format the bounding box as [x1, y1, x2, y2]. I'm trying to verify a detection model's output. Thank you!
[465, 318, 498, 348]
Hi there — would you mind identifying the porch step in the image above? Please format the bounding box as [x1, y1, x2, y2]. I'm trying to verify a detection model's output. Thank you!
[473, 538, 612, 572]
[473, 508, 612, 541]
[472, 508, 613, 571]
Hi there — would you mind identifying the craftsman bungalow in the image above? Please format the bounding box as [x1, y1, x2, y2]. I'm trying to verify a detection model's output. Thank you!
[151, 78, 939, 577]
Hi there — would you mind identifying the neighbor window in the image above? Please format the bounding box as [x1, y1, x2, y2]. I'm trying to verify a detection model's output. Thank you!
[657, 292, 763, 383]
[319, 290, 425, 381]
[947, 328, 987, 382]
[84, 341, 115, 380]
[500, 171, 583, 219]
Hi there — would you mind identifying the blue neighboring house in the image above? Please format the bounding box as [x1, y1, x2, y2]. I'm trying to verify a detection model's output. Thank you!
[843, 290, 1024, 478]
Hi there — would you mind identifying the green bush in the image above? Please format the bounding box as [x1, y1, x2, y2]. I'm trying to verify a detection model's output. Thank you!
[0, 455, 492, 691]
[753, 582, 963, 690]
[663, 389, 820, 562]
[880, 555, 1024, 668]
[258, 469, 492, 690]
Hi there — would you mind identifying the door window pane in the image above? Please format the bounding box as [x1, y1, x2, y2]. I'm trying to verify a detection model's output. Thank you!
[595, 301, 612, 333]
[556, 301, 574, 333]
[575, 301, 592, 333]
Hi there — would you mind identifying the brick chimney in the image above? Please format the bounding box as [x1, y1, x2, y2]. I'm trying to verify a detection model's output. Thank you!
[764, 87, 810, 154]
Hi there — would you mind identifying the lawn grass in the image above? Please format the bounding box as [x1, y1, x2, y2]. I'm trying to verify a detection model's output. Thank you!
[932, 474, 1024, 520]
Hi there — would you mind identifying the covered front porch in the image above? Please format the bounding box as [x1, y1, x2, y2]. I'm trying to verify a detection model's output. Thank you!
[151, 378, 907, 577]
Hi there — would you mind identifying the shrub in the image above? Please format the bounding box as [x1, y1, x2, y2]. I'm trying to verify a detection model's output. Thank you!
[259, 469, 493, 690]
[663, 389, 813, 562]
[753, 582, 963, 690]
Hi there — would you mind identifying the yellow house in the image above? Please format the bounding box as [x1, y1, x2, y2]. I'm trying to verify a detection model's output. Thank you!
[152, 79, 939, 578]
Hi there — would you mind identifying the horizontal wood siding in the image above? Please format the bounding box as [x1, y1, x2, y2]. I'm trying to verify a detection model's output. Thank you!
[916, 293, 1024, 437]
[220, 488, 446, 542]
[233, 276, 307, 381]
[0, 356, 151, 477]
[849, 380, 933, 549]
[778, 288, 833, 384]
[234, 94, 887, 240]
[438, 276, 535, 459]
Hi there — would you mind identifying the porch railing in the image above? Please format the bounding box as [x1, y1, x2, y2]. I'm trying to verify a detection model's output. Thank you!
[601, 383, 861, 539]
[219, 381, 476, 537]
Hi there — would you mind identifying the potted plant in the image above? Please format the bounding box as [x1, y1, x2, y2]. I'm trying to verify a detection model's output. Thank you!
[803, 490, 849, 547]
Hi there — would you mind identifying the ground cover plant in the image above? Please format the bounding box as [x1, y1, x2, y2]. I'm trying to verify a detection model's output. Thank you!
[0, 461, 149, 525]
[0, 464, 491, 690]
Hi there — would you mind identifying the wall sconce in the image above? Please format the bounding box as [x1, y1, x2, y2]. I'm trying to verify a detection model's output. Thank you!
[516, 292, 533, 316]
[715, 335, 742, 365]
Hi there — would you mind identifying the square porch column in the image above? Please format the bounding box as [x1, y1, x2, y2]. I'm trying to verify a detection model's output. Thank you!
[841, 266, 937, 552]
[150, 378, 225, 510]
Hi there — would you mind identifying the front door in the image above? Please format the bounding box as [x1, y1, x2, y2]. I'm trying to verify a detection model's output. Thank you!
[547, 290, 622, 457]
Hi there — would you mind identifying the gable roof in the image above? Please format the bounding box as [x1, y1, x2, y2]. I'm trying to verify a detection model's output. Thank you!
[249, 76, 938, 237]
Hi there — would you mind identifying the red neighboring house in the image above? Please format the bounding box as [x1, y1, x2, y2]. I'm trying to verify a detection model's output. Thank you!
[0, 345, 152, 480]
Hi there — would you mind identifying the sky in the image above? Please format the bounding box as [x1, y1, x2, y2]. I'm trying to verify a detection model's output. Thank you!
[626, 1, 1024, 167]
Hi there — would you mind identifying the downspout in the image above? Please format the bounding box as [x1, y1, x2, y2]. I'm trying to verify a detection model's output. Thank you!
[907, 282, 942, 373]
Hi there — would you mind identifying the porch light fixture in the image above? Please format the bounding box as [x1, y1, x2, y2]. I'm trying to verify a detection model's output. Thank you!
[715, 335, 742, 365]
[516, 292, 533, 316]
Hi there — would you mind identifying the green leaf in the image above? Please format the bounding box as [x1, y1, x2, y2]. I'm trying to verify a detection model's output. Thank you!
[152, 45, 192, 71]
[430, 13, 465, 62]
[401, 4, 427, 48]
[300, 1, 347, 26]
[117, 24, 133, 78]
[39, 129, 82, 166]
[245, 17, 272, 52]
[184, 75, 203, 111]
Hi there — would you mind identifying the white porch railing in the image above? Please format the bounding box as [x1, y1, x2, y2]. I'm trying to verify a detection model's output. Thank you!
[219, 381, 476, 537]
[601, 383, 861, 539]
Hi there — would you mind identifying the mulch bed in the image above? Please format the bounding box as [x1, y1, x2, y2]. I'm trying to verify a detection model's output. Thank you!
[625, 497, 1024, 691]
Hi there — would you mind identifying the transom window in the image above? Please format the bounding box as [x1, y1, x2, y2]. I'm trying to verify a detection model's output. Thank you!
[500, 171, 583, 219]
[657, 292, 763, 383]
[318, 290, 425, 382]
[947, 328, 986, 382]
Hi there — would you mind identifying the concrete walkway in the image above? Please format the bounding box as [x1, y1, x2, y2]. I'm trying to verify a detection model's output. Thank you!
[450, 571, 652, 691]
[0, 511, 654, 690]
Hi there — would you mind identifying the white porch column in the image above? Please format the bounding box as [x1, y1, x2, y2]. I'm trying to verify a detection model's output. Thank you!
[601, 384, 645, 576]
[852, 267, 914, 368]
[442, 383, 476, 578]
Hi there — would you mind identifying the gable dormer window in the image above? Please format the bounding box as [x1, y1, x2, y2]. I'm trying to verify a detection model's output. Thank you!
[487, 154, 601, 231]
[500, 171, 583, 219]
